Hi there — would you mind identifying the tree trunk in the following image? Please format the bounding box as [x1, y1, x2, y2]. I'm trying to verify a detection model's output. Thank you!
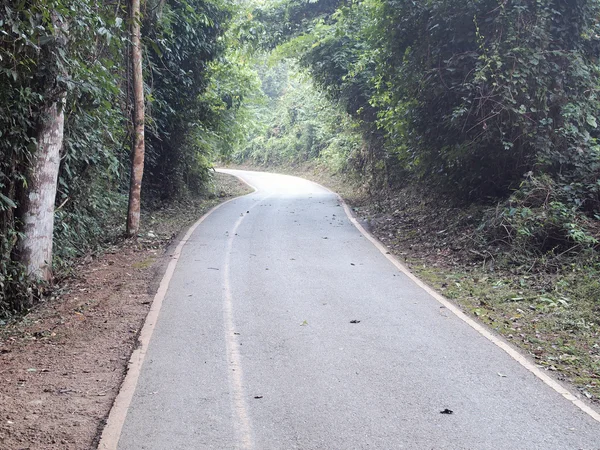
[126, 0, 145, 237]
[18, 13, 67, 281]
[19, 99, 66, 280]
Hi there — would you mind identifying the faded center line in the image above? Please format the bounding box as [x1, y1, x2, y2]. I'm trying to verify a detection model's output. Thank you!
[222, 195, 270, 449]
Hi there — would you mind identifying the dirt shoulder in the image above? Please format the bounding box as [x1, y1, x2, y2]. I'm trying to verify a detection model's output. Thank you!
[0, 172, 251, 450]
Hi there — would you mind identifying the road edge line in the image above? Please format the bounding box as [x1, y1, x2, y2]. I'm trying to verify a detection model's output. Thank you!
[97, 189, 254, 449]
[204, 168, 600, 423]
[332, 192, 600, 423]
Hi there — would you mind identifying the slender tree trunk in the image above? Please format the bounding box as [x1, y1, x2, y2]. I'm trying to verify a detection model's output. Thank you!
[126, 0, 145, 237]
[18, 14, 67, 281]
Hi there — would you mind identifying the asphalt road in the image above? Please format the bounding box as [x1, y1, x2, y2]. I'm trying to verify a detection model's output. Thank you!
[115, 169, 600, 449]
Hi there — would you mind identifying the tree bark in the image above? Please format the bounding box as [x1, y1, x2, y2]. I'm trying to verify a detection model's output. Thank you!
[19, 96, 66, 280]
[18, 13, 67, 281]
[126, 0, 145, 237]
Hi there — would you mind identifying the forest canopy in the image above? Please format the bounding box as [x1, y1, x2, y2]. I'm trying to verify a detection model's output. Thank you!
[238, 0, 600, 253]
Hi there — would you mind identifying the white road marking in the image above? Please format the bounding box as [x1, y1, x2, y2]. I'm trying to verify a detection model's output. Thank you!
[223, 214, 253, 448]
[225, 169, 600, 424]
[98, 195, 254, 450]
[335, 195, 600, 424]
[222, 194, 271, 449]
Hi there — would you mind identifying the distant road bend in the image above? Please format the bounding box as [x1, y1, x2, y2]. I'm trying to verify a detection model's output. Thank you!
[106, 169, 600, 450]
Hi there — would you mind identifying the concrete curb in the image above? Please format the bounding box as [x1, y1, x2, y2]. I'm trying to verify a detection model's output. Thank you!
[97, 178, 256, 450]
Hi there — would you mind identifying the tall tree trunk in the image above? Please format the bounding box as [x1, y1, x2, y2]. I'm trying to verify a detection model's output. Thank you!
[19, 97, 66, 280]
[18, 14, 67, 281]
[126, 0, 145, 237]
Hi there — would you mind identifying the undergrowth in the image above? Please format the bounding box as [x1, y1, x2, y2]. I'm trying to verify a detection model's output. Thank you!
[351, 179, 600, 404]
[0, 172, 249, 322]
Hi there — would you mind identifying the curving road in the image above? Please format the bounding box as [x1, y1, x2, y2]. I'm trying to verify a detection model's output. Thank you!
[110, 169, 600, 449]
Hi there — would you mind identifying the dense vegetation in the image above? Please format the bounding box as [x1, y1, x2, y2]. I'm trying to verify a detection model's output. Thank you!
[0, 0, 252, 315]
[236, 64, 362, 175]
[239, 0, 600, 256]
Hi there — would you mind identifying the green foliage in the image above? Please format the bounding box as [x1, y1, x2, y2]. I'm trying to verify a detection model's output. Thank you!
[142, 0, 233, 201]
[250, 0, 343, 49]
[0, 0, 240, 316]
[53, 2, 130, 263]
[483, 174, 599, 255]
[199, 49, 266, 163]
[0, 0, 130, 313]
[233, 63, 362, 174]
[372, 0, 600, 200]
[251, 0, 600, 254]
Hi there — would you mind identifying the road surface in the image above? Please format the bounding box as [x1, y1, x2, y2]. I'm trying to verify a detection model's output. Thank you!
[111, 169, 600, 449]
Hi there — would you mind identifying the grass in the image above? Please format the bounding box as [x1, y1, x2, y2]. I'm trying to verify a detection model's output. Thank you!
[132, 257, 156, 270]
[403, 248, 600, 402]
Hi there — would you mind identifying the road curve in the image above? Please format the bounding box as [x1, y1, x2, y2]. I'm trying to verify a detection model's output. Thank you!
[113, 169, 600, 450]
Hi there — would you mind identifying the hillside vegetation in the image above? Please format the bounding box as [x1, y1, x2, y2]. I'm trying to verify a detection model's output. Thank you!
[0, 0, 255, 314]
